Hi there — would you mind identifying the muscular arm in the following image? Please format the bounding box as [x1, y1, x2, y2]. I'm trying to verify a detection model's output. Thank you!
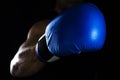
[10, 20, 50, 77]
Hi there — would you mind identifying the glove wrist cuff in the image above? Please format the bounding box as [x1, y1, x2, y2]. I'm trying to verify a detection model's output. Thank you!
[35, 34, 60, 63]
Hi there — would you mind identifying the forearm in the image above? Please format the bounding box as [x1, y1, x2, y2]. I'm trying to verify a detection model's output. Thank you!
[19, 20, 50, 49]
[10, 20, 50, 77]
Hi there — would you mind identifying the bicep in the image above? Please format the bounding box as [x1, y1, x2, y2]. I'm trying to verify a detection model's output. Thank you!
[10, 46, 45, 77]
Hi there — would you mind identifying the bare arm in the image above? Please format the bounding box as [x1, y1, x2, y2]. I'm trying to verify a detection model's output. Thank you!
[10, 20, 50, 78]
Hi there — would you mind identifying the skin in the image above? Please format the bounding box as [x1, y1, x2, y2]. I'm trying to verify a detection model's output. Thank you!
[10, 20, 50, 77]
[10, 0, 83, 78]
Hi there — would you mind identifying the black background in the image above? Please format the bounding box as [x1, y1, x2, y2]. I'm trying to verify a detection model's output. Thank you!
[2, 0, 118, 80]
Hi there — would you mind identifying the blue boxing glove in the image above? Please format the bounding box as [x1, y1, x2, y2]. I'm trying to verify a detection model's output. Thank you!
[36, 2, 106, 62]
